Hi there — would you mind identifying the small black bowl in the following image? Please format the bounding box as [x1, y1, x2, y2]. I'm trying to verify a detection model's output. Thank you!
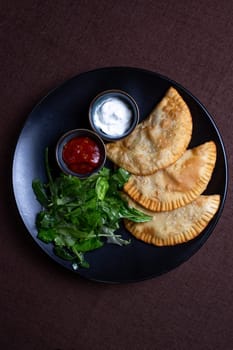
[89, 89, 139, 142]
[55, 128, 106, 178]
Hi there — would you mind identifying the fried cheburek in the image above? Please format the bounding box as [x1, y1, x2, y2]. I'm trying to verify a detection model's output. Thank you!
[105, 86, 220, 246]
[124, 194, 220, 246]
[106, 87, 193, 175]
[124, 141, 217, 212]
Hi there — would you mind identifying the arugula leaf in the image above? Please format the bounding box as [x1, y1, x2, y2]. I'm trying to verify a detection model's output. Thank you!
[32, 150, 151, 269]
[32, 179, 49, 208]
[37, 228, 57, 243]
[95, 176, 109, 200]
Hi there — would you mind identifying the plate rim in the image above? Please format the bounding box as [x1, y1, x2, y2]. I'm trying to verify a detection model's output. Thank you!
[12, 66, 229, 283]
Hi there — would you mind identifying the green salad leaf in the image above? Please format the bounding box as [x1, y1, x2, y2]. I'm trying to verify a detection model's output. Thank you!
[32, 148, 151, 268]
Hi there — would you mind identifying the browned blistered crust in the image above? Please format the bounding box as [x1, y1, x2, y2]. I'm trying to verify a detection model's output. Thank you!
[124, 195, 220, 246]
[106, 87, 193, 175]
[124, 141, 217, 212]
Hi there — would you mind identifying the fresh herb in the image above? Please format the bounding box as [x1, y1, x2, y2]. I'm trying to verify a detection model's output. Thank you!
[32, 148, 151, 268]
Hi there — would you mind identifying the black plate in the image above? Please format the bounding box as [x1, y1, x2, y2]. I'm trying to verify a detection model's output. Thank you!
[12, 67, 228, 283]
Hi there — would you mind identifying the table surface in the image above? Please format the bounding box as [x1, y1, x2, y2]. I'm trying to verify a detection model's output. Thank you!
[1, 1, 233, 349]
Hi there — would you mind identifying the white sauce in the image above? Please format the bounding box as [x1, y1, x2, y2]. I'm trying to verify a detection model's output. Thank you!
[93, 97, 132, 137]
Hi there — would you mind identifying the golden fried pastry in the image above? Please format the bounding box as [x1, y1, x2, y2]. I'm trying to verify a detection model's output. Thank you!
[124, 141, 217, 211]
[106, 87, 193, 175]
[124, 194, 220, 246]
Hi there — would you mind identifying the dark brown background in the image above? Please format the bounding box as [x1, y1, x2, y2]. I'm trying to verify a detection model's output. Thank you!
[1, 1, 232, 349]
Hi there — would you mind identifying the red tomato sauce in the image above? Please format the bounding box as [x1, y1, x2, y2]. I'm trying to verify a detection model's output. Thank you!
[62, 136, 101, 174]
